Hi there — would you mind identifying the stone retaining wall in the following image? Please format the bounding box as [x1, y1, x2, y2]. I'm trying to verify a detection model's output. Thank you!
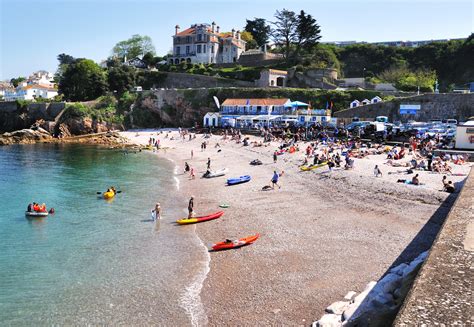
[334, 93, 474, 122]
[394, 168, 473, 325]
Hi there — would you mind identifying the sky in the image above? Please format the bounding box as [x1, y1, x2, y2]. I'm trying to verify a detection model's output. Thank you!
[0, 0, 472, 80]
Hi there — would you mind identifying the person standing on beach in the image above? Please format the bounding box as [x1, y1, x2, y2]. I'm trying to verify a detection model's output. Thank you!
[271, 170, 281, 189]
[207, 158, 211, 170]
[374, 165, 382, 177]
[188, 196, 194, 218]
[190, 167, 195, 179]
[273, 151, 278, 163]
[152, 202, 161, 221]
[191, 150, 194, 159]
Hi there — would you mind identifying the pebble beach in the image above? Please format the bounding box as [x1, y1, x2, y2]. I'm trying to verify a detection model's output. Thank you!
[121, 129, 471, 326]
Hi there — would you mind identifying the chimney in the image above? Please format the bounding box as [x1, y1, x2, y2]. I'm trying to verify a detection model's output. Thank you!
[175, 25, 180, 35]
[231, 28, 235, 38]
[236, 30, 241, 40]
[216, 26, 220, 33]
[211, 21, 216, 33]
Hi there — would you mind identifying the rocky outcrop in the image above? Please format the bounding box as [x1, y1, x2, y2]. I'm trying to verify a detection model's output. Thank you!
[313, 251, 429, 327]
[0, 127, 53, 145]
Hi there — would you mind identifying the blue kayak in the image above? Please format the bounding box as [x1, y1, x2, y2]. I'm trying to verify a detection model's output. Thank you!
[227, 175, 251, 185]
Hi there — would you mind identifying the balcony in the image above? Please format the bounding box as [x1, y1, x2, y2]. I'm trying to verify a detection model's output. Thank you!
[172, 53, 196, 58]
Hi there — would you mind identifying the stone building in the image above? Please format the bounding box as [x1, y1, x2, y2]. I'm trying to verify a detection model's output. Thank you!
[168, 22, 246, 65]
[255, 69, 288, 87]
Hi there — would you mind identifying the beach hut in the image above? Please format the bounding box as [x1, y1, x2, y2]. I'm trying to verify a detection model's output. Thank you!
[203, 112, 220, 127]
[371, 96, 382, 104]
[350, 100, 360, 108]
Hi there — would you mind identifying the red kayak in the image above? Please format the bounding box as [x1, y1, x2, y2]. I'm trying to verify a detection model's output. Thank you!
[176, 211, 224, 225]
[210, 233, 260, 251]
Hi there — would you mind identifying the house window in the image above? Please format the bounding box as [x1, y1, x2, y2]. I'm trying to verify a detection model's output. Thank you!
[186, 36, 191, 43]
[197, 34, 202, 42]
[186, 46, 190, 54]
[197, 45, 202, 53]
[203, 45, 206, 53]
[176, 46, 181, 55]
[211, 45, 215, 53]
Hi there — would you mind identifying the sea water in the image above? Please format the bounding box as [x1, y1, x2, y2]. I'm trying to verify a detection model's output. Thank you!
[0, 144, 208, 325]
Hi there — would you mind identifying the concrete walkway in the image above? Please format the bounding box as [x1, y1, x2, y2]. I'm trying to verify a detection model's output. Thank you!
[394, 168, 473, 325]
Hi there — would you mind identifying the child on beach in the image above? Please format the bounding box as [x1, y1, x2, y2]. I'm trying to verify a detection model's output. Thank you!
[271, 171, 281, 189]
[190, 167, 195, 179]
[374, 165, 382, 177]
[151, 203, 161, 221]
[188, 196, 194, 218]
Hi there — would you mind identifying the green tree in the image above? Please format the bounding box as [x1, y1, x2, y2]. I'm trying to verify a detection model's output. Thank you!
[107, 65, 136, 95]
[58, 59, 108, 101]
[112, 34, 156, 60]
[142, 52, 156, 67]
[271, 9, 297, 60]
[55, 53, 77, 83]
[10, 76, 26, 87]
[240, 31, 258, 50]
[294, 10, 321, 55]
[244, 18, 271, 47]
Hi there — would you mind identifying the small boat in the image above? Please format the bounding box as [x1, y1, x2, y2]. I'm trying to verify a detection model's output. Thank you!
[227, 175, 251, 185]
[176, 211, 224, 225]
[203, 168, 228, 178]
[25, 211, 49, 217]
[299, 162, 328, 171]
[103, 191, 115, 199]
[210, 233, 260, 251]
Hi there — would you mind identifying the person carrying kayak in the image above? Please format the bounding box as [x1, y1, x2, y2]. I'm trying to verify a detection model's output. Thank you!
[271, 170, 281, 189]
[188, 196, 194, 218]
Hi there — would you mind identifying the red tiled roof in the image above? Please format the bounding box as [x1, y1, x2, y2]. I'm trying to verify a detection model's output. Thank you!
[22, 84, 57, 91]
[176, 27, 214, 36]
[222, 98, 290, 106]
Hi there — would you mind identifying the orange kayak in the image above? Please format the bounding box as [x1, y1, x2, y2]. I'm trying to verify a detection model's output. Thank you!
[210, 233, 260, 251]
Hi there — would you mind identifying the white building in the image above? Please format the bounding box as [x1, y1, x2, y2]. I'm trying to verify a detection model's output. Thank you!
[4, 84, 58, 101]
[361, 99, 371, 105]
[27, 71, 55, 88]
[455, 119, 474, 150]
[169, 22, 246, 65]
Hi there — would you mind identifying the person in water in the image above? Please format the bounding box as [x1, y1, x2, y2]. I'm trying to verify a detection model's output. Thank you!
[188, 196, 194, 218]
[152, 202, 161, 221]
[27, 203, 33, 212]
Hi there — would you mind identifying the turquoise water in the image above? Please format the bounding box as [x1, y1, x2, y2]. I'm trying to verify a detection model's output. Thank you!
[0, 144, 207, 325]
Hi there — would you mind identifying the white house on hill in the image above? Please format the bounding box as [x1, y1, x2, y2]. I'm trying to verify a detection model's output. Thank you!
[4, 84, 58, 101]
[361, 99, 371, 105]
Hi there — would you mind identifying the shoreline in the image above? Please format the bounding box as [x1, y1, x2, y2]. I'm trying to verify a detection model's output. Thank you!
[120, 129, 472, 325]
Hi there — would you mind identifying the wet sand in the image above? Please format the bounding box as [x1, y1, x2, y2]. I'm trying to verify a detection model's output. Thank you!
[121, 130, 471, 326]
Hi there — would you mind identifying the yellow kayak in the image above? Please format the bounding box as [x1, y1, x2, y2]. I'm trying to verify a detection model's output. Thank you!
[300, 162, 328, 171]
[103, 191, 115, 199]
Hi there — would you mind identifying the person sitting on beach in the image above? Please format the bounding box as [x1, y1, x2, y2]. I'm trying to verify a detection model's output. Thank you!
[412, 174, 420, 185]
[313, 154, 320, 165]
[184, 162, 190, 173]
[335, 154, 342, 167]
[374, 165, 382, 177]
[445, 181, 455, 193]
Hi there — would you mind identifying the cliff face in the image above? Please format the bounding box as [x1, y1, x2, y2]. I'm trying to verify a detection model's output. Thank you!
[0, 102, 65, 133]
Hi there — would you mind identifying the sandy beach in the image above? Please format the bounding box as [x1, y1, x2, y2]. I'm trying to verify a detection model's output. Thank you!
[121, 129, 471, 326]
